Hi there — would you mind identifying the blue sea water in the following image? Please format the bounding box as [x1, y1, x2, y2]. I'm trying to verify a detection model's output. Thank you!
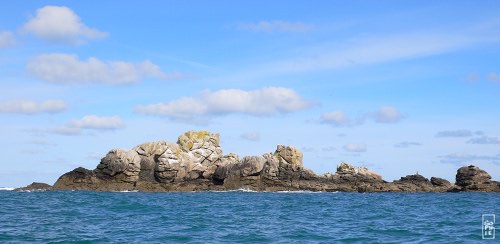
[0, 190, 498, 243]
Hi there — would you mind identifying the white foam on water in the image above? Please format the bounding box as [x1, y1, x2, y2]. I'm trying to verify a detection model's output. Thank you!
[0, 187, 15, 191]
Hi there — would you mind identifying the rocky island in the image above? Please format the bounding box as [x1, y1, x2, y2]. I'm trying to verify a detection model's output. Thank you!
[35, 130, 499, 192]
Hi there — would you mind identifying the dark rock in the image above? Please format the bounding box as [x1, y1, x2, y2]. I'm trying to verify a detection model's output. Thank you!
[455, 165, 498, 192]
[15, 182, 52, 191]
[430, 177, 451, 187]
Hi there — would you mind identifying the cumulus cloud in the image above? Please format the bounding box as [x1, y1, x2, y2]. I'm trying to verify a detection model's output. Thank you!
[394, 141, 422, 148]
[69, 115, 123, 130]
[321, 106, 405, 127]
[320, 111, 350, 126]
[435, 129, 473, 138]
[236, 20, 313, 33]
[467, 136, 500, 145]
[240, 132, 260, 141]
[342, 143, 367, 153]
[0, 99, 67, 114]
[134, 87, 312, 123]
[0, 31, 15, 48]
[21, 5, 107, 44]
[49, 115, 123, 136]
[27, 53, 176, 84]
[439, 153, 500, 165]
[369, 106, 405, 123]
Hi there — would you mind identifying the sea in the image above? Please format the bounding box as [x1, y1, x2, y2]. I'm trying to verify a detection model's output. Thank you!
[0, 189, 498, 243]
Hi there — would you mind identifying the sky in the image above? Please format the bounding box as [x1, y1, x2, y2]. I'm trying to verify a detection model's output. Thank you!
[1, 1, 500, 187]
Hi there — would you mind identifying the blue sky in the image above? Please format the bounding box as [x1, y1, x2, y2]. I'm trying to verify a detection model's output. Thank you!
[1, 1, 500, 187]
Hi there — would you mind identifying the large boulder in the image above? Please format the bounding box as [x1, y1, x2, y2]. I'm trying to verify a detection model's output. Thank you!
[261, 153, 280, 179]
[96, 149, 141, 182]
[430, 177, 451, 187]
[133, 141, 179, 181]
[336, 162, 382, 181]
[177, 130, 223, 179]
[455, 165, 493, 191]
[237, 156, 266, 177]
[154, 143, 188, 183]
[213, 154, 240, 179]
[274, 145, 303, 171]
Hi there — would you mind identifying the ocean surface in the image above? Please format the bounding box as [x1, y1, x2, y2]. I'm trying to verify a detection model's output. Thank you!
[0, 190, 498, 243]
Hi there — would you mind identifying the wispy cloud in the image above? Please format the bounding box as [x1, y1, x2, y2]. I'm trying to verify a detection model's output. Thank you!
[394, 141, 422, 148]
[467, 136, 500, 145]
[343, 143, 367, 153]
[321, 106, 405, 127]
[322, 146, 336, 152]
[0, 100, 67, 114]
[27, 53, 179, 85]
[488, 72, 500, 82]
[134, 87, 313, 123]
[369, 106, 405, 123]
[439, 152, 500, 165]
[0, 31, 15, 48]
[224, 29, 499, 82]
[240, 132, 260, 141]
[21, 5, 107, 44]
[236, 20, 313, 33]
[49, 115, 123, 136]
[435, 129, 473, 138]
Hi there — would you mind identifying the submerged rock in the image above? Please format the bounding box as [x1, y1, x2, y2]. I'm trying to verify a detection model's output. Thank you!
[50, 131, 500, 193]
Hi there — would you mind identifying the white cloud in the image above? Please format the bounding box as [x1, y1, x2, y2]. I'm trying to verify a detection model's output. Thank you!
[240, 132, 260, 141]
[0, 31, 15, 48]
[394, 141, 422, 148]
[321, 106, 404, 127]
[134, 87, 312, 123]
[343, 143, 367, 153]
[69, 115, 123, 130]
[0, 100, 67, 114]
[49, 115, 123, 136]
[435, 129, 473, 138]
[369, 106, 405, 123]
[467, 136, 500, 145]
[320, 111, 350, 126]
[236, 20, 313, 33]
[27, 53, 176, 84]
[21, 5, 107, 44]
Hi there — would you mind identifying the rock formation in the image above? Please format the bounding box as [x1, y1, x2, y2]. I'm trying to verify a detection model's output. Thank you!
[49, 130, 500, 193]
[455, 165, 499, 192]
[15, 182, 52, 191]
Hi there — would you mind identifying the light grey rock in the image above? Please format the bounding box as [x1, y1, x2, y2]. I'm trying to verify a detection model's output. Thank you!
[96, 149, 141, 182]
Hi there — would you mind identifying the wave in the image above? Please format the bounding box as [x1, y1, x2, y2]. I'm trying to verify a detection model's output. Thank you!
[276, 190, 326, 194]
[113, 190, 139, 193]
[0, 187, 15, 191]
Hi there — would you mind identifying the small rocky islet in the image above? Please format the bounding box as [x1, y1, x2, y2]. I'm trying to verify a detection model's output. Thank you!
[18, 130, 500, 192]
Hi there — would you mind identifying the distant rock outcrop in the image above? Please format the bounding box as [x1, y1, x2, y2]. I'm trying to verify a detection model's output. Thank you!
[51, 130, 500, 193]
[15, 182, 52, 191]
[455, 165, 499, 192]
